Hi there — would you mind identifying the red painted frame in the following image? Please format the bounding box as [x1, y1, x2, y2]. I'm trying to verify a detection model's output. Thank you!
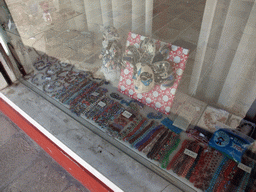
[0, 97, 113, 192]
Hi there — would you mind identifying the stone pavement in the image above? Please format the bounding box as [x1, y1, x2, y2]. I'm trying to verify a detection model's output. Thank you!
[0, 110, 89, 192]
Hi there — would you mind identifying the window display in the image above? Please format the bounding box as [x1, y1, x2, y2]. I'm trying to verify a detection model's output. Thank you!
[24, 52, 256, 192]
[119, 32, 189, 114]
[1, 0, 256, 191]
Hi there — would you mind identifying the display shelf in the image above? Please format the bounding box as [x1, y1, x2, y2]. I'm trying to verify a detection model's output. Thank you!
[18, 48, 215, 191]
[17, 47, 256, 192]
[19, 76, 198, 192]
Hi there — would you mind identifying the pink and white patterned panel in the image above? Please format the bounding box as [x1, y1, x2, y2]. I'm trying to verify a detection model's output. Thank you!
[118, 32, 189, 114]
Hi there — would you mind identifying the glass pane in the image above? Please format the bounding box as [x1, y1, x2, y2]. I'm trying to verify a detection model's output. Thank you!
[1, 0, 256, 191]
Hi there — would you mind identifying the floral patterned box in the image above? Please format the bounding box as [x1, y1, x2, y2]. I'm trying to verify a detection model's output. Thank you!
[197, 106, 230, 132]
[118, 32, 189, 114]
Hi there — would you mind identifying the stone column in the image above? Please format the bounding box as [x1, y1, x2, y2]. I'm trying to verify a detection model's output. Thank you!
[132, 0, 145, 34]
[145, 0, 153, 36]
[204, 0, 252, 101]
[100, 0, 113, 26]
[70, 0, 87, 31]
[188, 0, 218, 95]
[83, 0, 103, 32]
[218, 1, 256, 113]
[112, 0, 126, 29]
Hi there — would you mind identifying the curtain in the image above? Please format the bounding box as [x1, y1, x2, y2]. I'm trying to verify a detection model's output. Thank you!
[189, 0, 256, 117]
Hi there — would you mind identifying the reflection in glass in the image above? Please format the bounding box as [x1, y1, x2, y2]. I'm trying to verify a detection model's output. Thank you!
[189, 0, 256, 117]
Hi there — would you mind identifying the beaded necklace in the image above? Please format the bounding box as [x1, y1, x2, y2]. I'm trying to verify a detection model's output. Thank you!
[57, 70, 86, 84]
[83, 95, 106, 114]
[146, 130, 171, 159]
[123, 118, 148, 142]
[212, 159, 238, 192]
[245, 159, 256, 192]
[95, 103, 125, 128]
[165, 139, 190, 170]
[227, 157, 255, 192]
[110, 107, 138, 132]
[118, 114, 144, 140]
[31, 72, 52, 86]
[131, 122, 160, 147]
[160, 136, 181, 169]
[134, 125, 163, 149]
[68, 81, 99, 105]
[93, 102, 116, 121]
[33, 54, 55, 71]
[138, 127, 166, 153]
[189, 148, 224, 191]
[84, 96, 114, 119]
[45, 62, 61, 76]
[70, 87, 108, 116]
[166, 140, 201, 178]
[142, 128, 167, 154]
[180, 143, 202, 177]
[108, 113, 132, 133]
[149, 131, 175, 160]
[185, 146, 204, 180]
[129, 120, 157, 145]
[205, 156, 230, 192]
[57, 79, 89, 102]
[62, 81, 94, 104]
[43, 80, 64, 94]
[156, 132, 180, 162]
[138, 127, 165, 151]
[57, 71, 88, 85]
[51, 78, 78, 99]
[33, 59, 52, 71]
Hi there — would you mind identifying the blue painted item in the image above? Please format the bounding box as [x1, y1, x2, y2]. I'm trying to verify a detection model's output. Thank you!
[147, 112, 163, 119]
[209, 128, 254, 162]
[161, 118, 183, 134]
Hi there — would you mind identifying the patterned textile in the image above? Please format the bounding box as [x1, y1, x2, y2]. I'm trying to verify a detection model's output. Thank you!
[118, 32, 189, 114]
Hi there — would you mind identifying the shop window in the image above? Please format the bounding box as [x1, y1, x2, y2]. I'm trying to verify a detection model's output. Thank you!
[1, 0, 256, 191]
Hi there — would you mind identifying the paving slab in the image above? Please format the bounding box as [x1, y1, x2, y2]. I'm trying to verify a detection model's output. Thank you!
[0, 110, 89, 192]
[0, 136, 38, 189]
[63, 185, 90, 192]
[0, 112, 18, 147]
[4, 160, 69, 192]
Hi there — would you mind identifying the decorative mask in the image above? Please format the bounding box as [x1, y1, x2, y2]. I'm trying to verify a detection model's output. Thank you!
[133, 63, 155, 93]
[124, 38, 175, 93]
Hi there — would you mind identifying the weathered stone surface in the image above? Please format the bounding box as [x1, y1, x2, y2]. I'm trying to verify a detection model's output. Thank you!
[4, 160, 69, 192]
[63, 184, 90, 192]
[0, 111, 90, 192]
[0, 112, 18, 147]
[0, 137, 38, 189]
